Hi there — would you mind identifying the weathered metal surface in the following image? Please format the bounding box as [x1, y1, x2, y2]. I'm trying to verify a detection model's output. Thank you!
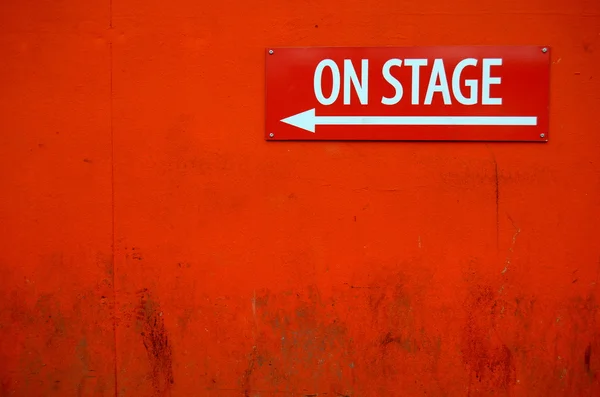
[1, 0, 600, 396]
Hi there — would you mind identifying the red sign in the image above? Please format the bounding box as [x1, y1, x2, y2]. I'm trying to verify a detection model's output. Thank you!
[265, 46, 550, 141]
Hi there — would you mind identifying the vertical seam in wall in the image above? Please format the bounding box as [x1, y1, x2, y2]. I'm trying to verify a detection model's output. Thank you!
[109, 1, 117, 395]
[110, 44, 118, 397]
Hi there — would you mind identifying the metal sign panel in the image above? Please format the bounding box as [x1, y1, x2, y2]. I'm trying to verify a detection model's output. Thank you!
[265, 46, 550, 141]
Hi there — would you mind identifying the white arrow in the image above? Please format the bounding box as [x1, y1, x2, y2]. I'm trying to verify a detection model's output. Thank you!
[281, 108, 538, 133]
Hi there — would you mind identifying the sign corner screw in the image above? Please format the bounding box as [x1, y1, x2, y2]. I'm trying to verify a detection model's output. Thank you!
[269, 132, 275, 138]
[268, 49, 274, 55]
[540, 133, 546, 138]
[542, 47, 548, 53]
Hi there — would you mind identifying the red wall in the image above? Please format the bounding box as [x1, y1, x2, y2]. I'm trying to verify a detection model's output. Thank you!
[1, 0, 599, 396]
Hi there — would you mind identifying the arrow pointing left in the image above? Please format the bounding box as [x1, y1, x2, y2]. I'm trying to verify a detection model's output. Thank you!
[280, 108, 538, 133]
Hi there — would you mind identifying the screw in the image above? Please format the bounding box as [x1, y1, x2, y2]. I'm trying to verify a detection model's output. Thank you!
[540, 133, 546, 138]
[268, 49, 274, 55]
[542, 47, 548, 53]
[269, 133, 274, 138]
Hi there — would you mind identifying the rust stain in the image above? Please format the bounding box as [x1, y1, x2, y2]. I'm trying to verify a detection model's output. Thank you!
[136, 289, 174, 395]
[76, 338, 91, 397]
[585, 344, 592, 373]
[240, 346, 257, 397]
[462, 285, 516, 390]
[34, 294, 66, 347]
[253, 287, 351, 389]
[380, 332, 417, 353]
[1, 378, 11, 396]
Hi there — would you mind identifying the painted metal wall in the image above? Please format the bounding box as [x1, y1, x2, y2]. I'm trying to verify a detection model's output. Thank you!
[1, 0, 599, 396]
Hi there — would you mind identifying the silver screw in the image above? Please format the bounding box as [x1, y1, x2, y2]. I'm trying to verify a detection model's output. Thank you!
[542, 47, 548, 53]
[269, 132, 274, 138]
[268, 49, 274, 55]
[540, 133, 546, 138]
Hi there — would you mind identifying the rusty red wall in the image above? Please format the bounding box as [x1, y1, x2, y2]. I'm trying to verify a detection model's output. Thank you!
[1, 0, 600, 396]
